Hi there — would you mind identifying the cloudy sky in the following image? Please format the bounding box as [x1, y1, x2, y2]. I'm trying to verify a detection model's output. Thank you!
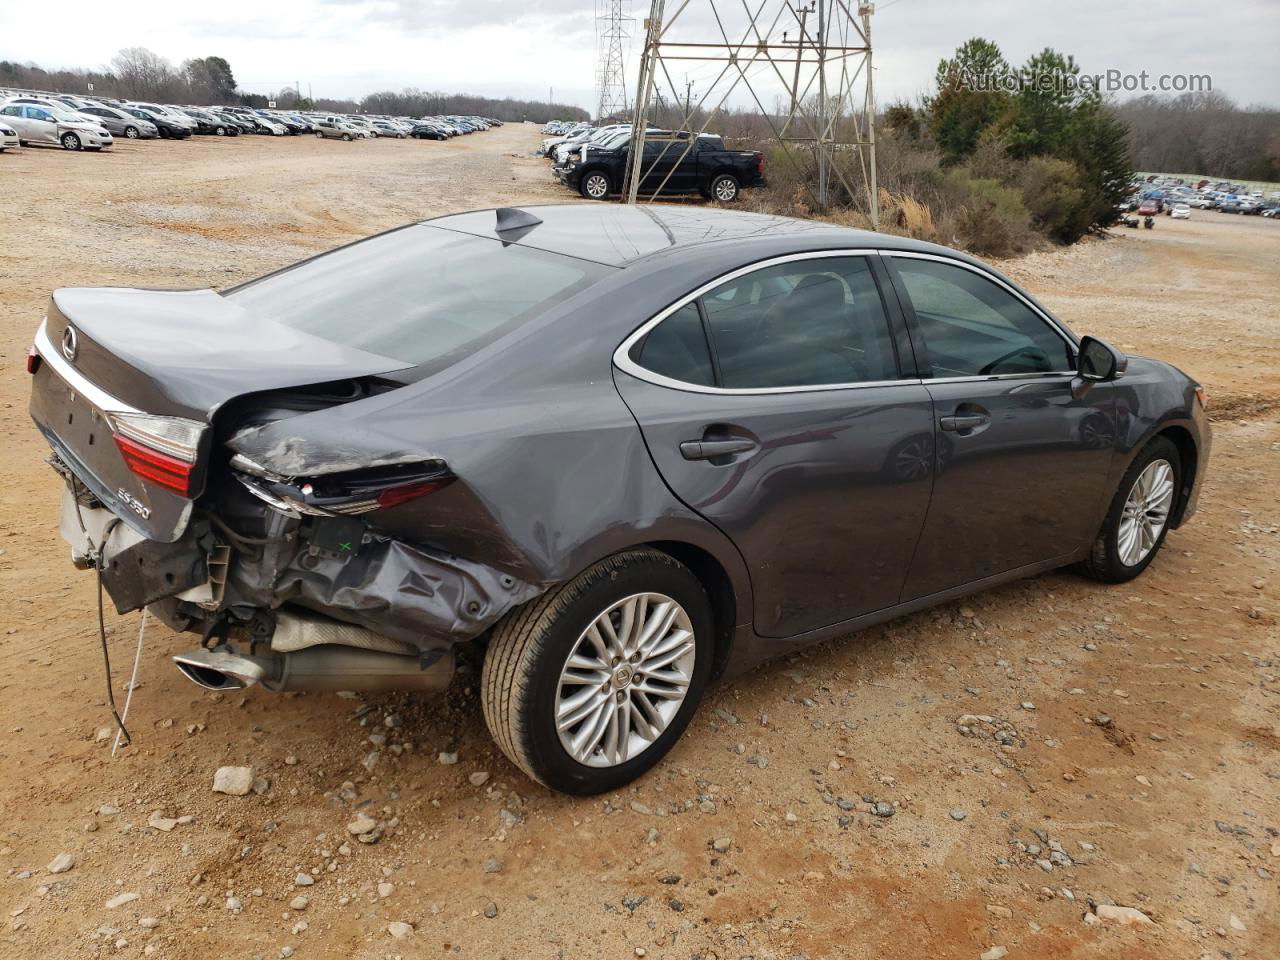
[2, 0, 1277, 109]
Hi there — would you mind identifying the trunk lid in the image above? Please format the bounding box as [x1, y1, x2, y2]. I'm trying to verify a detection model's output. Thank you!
[30, 287, 412, 542]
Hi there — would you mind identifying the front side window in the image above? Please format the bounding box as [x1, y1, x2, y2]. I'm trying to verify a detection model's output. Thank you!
[702, 257, 898, 388]
[891, 257, 1072, 376]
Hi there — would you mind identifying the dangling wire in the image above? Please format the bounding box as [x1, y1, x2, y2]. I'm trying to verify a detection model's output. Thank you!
[95, 550, 131, 749]
[111, 609, 148, 757]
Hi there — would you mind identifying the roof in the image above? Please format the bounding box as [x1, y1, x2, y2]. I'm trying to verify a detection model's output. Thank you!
[428, 204, 949, 269]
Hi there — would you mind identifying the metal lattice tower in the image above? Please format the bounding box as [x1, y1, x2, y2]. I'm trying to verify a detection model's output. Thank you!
[623, 0, 879, 226]
[596, 0, 632, 122]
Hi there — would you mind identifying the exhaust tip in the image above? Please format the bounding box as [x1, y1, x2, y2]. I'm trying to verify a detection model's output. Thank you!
[173, 649, 268, 691]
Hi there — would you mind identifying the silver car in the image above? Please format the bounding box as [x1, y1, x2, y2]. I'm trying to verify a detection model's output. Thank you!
[77, 104, 159, 140]
[0, 103, 113, 151]
[0, 120, 19, 152]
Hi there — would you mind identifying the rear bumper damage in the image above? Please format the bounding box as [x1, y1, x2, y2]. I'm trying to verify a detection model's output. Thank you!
[56, 458, 543, 691]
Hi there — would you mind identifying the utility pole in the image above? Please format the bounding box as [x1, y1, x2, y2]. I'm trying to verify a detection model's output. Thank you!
[596, 0, 632, 122]
[622, 0, 878, 229]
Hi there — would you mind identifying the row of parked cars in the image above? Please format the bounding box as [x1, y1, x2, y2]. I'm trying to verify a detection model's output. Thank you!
[1119, 176, 1280, 218]
[538, 121, 765, 202]
[0, 87, 502, 153]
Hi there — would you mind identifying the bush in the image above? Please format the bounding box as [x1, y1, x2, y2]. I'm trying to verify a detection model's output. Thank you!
[1017, 157, 1092, 244]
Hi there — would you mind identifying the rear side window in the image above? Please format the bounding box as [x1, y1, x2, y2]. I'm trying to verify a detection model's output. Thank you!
[633, 304, 714, 386]
[227, 225, 611, 372]
[703, 257, 898, 388]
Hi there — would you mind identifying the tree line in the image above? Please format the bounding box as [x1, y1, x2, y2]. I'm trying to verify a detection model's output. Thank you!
[1113, 92, 1280, 182]
[0, 50, 587, 123]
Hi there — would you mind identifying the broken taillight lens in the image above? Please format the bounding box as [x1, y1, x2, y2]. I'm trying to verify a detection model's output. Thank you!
[109, 412, 205, 496]
[26, 345, 41, 375]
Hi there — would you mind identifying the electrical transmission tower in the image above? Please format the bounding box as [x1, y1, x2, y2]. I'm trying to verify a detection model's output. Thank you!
[595, 0, 632, 122]
[623, 0, 879, 228]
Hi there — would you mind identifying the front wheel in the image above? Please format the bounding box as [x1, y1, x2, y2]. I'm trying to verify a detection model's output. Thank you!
[1076, 436, 1181, 583]
[124, 126, 139, 139]
[60, 132, 82, 151]
[709, 173, 740, 202]
[482, 549, 713, 794]
[579, 170, 612, 200]
[342, 133, 352, 141]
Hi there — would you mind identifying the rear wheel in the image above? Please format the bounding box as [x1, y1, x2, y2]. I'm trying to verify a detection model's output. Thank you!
[579, 170, 612, 200]
[709, 173, 740, 202]
[342, 133, 352, 141]
[482, 549, 713, 794]
[60, 132, 82, 151]
[1077, 436, 1181, 583]
[124, 126, 139, 139]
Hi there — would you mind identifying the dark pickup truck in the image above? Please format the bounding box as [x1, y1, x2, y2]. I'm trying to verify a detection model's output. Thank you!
[563, 134, 765, 202]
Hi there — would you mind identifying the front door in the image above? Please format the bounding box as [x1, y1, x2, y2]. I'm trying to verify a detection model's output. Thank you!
[884, 253, 1118, 600]
[614, 253, 936, 638]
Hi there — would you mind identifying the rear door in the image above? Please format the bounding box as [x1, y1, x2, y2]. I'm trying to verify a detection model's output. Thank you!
[614, 252, 936, 638]
[883, 253, 1118, 600]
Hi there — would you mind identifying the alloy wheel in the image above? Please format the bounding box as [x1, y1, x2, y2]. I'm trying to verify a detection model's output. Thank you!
[555, 593, 696, 767]
[125, 126, 139, 139]
[714, 178, 738, 201]
[585, 174, 609, 199]
[1117, 458, 1174, 566]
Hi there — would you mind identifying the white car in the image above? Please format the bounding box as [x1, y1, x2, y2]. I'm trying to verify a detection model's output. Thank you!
[0, 121, 19, 151]
[1170, 203, 1191, 219]
[0, 103, 113, 150]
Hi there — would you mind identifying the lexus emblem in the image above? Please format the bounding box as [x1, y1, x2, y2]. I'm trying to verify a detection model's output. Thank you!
[61, 326, 78, 362]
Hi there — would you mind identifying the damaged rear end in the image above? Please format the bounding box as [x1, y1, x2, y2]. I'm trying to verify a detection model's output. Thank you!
[29, 282, 542, 694]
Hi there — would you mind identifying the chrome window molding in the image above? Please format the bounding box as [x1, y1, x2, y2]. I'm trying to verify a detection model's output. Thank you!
[613, 248, 1080, 395]
[34, 320, 142, 416]
[613, 248, 914, 397]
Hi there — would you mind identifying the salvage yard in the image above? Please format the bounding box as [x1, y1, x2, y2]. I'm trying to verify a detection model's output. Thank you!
[1, 123, 1277, 959]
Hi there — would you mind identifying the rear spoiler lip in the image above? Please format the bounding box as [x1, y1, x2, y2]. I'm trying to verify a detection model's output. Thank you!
[34, 320, 143, 417]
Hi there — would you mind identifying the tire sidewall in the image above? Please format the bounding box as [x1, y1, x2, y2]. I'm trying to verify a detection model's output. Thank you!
[1098, 436, 1181, 579]
[62, 133, 81, 151]
[711, 174, 739, 202]
[523, 558, 714, 794]
[124, 126, 138, 139]
[580, 171, 611, 200]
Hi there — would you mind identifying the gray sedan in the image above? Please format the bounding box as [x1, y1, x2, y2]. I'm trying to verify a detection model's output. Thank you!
[77, 105, 159, 140]
[28, 205, 1210, 795]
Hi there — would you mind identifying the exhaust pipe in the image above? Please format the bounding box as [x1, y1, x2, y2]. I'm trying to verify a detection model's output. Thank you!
[173, 644, 454, 693]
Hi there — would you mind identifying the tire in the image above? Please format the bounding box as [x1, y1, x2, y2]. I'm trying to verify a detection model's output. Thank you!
[342, 133, 352, 141]
[579, 170, 612, 200]
[482, 548, 714, 794]
[315, 131, 323, 138]
[60, 132, 82, 151]
[1076, 436, 1181, 584]
[709, 173, 740, 202]
[215, 126, 226, 136]
[124, 126, 139, 139]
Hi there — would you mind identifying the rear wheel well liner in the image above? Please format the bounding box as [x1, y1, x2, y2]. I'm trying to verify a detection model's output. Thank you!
[645, 540, 736, 680]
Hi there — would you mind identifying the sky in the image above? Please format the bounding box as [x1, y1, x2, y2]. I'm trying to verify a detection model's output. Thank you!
[1, 0, 1277, 111]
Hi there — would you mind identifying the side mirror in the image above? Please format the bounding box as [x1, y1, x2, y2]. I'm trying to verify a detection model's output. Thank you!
[1076, 335, 1127, 382]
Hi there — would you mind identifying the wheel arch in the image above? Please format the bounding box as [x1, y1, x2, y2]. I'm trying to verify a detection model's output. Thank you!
[1155, 424, 1198, 528]
[645, 540, 738, 680]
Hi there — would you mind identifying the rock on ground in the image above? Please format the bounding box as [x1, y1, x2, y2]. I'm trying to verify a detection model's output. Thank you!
[211, 766, 254, 796]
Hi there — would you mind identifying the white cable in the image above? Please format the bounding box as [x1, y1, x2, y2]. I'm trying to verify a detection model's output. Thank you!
[111, 609, 149, 757]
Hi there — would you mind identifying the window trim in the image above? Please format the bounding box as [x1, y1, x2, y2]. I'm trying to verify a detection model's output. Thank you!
[883, 251, 1079, 383]
[613, 249, 918, 395]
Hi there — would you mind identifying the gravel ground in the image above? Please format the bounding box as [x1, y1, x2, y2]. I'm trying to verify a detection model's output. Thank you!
[0, 126, 1277, 960]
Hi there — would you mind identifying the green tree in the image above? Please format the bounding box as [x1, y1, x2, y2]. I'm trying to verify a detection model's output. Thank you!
[928, 38, 1012, 164]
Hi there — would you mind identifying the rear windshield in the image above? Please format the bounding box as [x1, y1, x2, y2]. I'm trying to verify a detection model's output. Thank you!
[226, 225, 611, 371]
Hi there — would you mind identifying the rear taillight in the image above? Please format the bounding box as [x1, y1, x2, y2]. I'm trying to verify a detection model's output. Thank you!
[756, 152, 764, 175]
[26, 345, 41, 375]
[109, 412, 205, 496]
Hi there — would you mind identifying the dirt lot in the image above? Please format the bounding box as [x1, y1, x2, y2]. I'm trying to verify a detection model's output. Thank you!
[1, 125, 1277, 960]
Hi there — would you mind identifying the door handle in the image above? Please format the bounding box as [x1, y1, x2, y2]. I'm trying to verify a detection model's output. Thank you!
[680, 438, 757, 461]
[939, 413, 990, 433]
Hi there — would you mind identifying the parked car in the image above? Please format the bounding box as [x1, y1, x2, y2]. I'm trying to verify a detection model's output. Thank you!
[0, 120, 19, 151]
[1169, 203, 1191, 220]
[78, 104, 159, 140]
[1136, 200, 1159, 217]
[2, 95, 110, 130]
[124, 102, 196, 133]
[0, 103, 113, 150]
[177, 108, 237, 136]
[410, 122, 448, 140]
[122, 106, 191, 140]
[372, 119, 408, 138]
[313, 116, 359, 140]
[27, 204, 1209, 794]
[565, 133, 765, 201]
